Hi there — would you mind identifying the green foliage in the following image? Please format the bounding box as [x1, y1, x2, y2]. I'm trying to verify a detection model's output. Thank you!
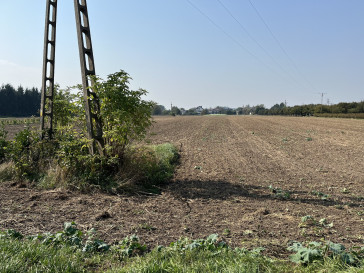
[1, 224, 363, 272]
[116, 143, 179, 193]
[171, 106, 181, 115]
[311, 190, 329, 200]
[288, 242, 322, 264]
[89, 71, 154, 155]
[0, 125, 8, 162]
[53, 86, 80, 127]
[169, 234, 228, 252]
[7, 128, 58, 181]
[288, 241, 364, 266]
[0, 226, 112, 273]
[268, 185, 291, 200]
[0, 117, 39, 126]
[151, 104, 165, 115]
[54, 130, 119, 189]
[112, 235, 147, 259]
[0, 84, 41, 117]
[142, 143, 179, 185]
[0, 229, 24, 240]
[0, 70, 177, 192]
[27, 222, 109, 253]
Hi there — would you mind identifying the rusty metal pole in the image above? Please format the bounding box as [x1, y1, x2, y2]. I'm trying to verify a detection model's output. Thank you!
[40, 0, 58, 139]
[74, 0, 104, 155]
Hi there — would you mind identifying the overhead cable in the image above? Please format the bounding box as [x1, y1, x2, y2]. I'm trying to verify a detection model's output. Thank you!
[185, 0, 284, 76]
[248, 0, 319, 92]
[216, 0, 310, 91]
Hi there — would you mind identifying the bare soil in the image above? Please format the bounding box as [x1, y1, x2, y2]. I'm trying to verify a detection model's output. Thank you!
[1, 116, 363, 258]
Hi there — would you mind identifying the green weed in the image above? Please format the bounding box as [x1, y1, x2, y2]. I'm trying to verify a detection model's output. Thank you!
[311, 190, 329, 200]
[288, 241, 363, 266]
[1, 224, 363, 272]
[268, 185, 291, 200]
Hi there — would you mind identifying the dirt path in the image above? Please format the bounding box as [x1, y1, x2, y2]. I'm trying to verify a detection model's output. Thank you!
[1, 116, 363, 257]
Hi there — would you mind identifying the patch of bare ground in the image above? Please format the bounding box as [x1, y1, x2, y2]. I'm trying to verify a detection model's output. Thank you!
[0, 116, 363, 258]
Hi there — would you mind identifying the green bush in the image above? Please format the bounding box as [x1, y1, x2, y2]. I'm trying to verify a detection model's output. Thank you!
[89, 71, 155, 156]
[0, 125, 8, 163]
[8, 128, 58, 181]
[0, 70, 178, 192]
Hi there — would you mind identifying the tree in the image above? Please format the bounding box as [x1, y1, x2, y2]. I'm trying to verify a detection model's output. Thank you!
[254, 104, 267, 115]
[171, 106, 181, 115]
[152, 104, 165, 115]
[201, 109, 209, 115]
[0, 84, 40, 117]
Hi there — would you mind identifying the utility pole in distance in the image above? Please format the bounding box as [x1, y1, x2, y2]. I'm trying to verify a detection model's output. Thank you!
[316, 92, 327, 114]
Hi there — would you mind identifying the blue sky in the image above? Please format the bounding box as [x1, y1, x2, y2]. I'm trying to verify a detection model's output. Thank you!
[0, 0, 363, 109]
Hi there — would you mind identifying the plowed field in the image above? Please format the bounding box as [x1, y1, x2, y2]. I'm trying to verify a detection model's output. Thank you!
[1, 116, 363, 257]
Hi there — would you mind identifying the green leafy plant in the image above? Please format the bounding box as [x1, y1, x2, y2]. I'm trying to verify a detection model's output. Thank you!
[28, 222, 109, 253]
[112, 235, 147, 259]
[288, 241, 322, 264]
[268, 185, 291, 200]
[8, 128, 57, 180]
[88, 71, 155, 156]
[222, 229, 231, 236]
[53, 85, 80, 128]
[0, 229, 23, 240]
[311, 190, 329, 200]
[170, 234, 228, 252]
[288, 240, 362, 266]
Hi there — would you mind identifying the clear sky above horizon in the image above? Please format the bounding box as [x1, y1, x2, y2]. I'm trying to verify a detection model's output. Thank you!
[0, 0, 363, 109]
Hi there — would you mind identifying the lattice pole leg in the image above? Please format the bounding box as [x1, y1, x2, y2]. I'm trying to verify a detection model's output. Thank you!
[74, 0, 104, 155]
[40, 0, 58, 139]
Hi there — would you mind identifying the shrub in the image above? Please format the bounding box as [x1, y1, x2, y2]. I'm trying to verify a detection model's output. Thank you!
[0, 125, 8, 163]
[0, 70, 177, 192]
[89, 71, 155, 156]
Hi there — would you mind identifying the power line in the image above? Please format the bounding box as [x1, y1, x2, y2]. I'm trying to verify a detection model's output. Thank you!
[216, 0, 310, 91]
[184, 0, 285, 76]
[248, 0, 319, 92]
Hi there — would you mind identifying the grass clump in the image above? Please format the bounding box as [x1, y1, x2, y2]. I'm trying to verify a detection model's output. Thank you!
[0, 238, 94, 272]
[114, 143, 179, 194]
[0, 223, 115, 273]
[141, 143, 179, 185]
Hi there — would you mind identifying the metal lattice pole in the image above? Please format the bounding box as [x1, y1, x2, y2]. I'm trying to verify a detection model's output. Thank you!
[74, 0, 104, 155]
[40, 0, 58, 139]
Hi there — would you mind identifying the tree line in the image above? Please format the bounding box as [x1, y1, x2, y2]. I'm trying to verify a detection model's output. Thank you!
[0, 84, 41, 117]
[152, 101, 364, 117]
[253, 101, 364, 116]
[2, 83, 364, 119]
